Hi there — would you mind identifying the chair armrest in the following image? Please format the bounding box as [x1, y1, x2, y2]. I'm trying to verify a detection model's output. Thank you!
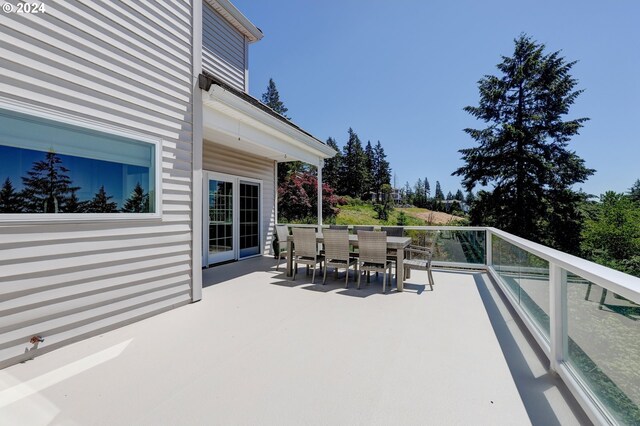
[406, 247, 432, 255]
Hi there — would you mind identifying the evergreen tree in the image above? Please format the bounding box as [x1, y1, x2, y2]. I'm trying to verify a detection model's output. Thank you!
[65, 189, 86, 213]
[261, 78, 302, 182]
[373, 141, 391, 197]
[424, 177, 431, 200]
[339, 128, 368, 198]
[21, 151, 78, 213]
[261, 78, 289, 118]
[414, 178, 425, 208]
[454, 34, 594, 249]
[403, 181, 414, 205]
[455, 189, 465, 201]
[322, 137, 342, 191]
[465, 190, 476, 205]
[0, 177, 22, 213]
[86, 185, 118, 213]
[629, 179, 640, 203]
[122, 183, 149, 213]
[446, 191, 454, 201]
[434, 181, 444, 200]
[364, 141, 375, 197]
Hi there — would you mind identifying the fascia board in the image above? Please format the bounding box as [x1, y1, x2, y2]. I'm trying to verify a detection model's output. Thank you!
[204, 86, 337, 159]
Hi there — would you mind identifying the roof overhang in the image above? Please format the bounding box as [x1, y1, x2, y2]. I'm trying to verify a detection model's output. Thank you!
[202, 85, 336, 165]
[204, 0, 263, 43]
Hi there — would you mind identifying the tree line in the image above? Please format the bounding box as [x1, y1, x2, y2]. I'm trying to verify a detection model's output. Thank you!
[0, 151, 150, 213]
[399, 177, 470, 214]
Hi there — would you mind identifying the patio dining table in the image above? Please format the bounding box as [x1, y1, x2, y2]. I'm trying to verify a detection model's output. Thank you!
[286, 233, 412, 291]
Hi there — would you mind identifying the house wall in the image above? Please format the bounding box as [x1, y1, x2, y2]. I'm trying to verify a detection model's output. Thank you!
[203, 2, 247, 92]
[0, 1, 194, 368]
[203, 141, 276, 255]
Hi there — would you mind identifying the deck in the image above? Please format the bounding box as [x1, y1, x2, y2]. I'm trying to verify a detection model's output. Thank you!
[0, 256, 590, 425]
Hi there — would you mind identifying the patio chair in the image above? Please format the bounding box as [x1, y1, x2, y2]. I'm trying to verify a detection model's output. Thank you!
[275, 224, 290, 271]
[381, 226, 404, 237]
[329, 224, 349, 230]
[292, 227, 324, 283]
[352, 225, 374, 234]
[357, 231, 394, 293]
[322, 229, 357, 287]
[403, 232, 438, 290]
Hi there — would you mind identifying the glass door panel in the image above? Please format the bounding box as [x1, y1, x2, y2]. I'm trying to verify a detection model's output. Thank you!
[207, 178, 234, 264]
[239, 181, 260, 258]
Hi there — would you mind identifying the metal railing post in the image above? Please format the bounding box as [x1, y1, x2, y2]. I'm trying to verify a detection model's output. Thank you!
[549, 262, 567, 373]
[485, 228, 492, 267]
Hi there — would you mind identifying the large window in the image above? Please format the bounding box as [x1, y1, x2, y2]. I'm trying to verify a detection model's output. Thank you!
[0, 108, 158, 216]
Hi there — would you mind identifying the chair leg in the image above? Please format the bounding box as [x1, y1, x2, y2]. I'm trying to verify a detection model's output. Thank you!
[585, 282, 592, 300]
[312, 264, 316, 284]
[345, 265, 349, 288]
[428, 268, 434, 291]
[383, 270, 387, 293]
[293, 261, 297, 280]
[366, 271, 370, 284]
[357, 264, 362, 289]
[276, 252, 281, 271]
[323, 263, 328, 284]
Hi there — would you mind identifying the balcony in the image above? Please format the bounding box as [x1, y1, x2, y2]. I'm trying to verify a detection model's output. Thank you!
[1, 226, 639, 425]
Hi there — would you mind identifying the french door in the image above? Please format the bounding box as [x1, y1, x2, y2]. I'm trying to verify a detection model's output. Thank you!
[204, 172, 261, 266]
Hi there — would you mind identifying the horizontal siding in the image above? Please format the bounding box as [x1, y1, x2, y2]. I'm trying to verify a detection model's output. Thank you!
[0, 1, 194, 368]
[202, 2, 246, 91]
[203, 142, 276, 255]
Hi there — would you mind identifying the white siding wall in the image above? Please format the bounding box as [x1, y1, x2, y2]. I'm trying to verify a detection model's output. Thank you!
[203, 142, 276, 254]
[203, 2, 246, 92]
[0, 1, 193, 368]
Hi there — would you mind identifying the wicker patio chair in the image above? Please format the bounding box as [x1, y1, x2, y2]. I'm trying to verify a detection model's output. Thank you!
[292, 227, 324, 283]
[403, 232, 439, 290]
[275, 225, 290, 271]
[322, 229, 357, 287]
[381, 226, 404, 237]
[357, 231, 394, 293]
[329, 224, 349, 230]
[352, 225, 374, 234]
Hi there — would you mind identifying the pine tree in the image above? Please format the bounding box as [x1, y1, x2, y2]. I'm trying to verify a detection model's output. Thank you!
[434, 181, 444, 200]
[86, 185, 118, 213]
[339, 128, 368, 198]
[122, 183, 149, 213]
[364, 140, 375, 197]
[629, 179, 640, 203]
[0, 177, 22, 213]
[455, 189, 464, 201]
[21, 151, 79, 213]
[413, 178, 425, 208]
[465, 190, 476, 205]
[65, 189, 86, 213]
[373, 141, 391, 198]
[424, 178, 431, 200]
[322, 137, 342, 191]
[261, 78, 289, 118]
[446, 191, 454, 201]
[454, 34, 594, 251]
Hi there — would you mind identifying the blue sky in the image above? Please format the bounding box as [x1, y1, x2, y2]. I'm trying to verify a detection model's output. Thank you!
[234, 0, 640, 197]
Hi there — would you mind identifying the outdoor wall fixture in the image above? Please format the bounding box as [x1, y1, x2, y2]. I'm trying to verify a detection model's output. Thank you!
[29, 335, 44, 345]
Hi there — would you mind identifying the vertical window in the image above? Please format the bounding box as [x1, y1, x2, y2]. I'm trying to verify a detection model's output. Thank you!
[0, 108, 158, 216]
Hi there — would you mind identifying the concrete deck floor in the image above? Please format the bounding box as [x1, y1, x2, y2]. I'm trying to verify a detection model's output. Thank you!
[0, 256, 591, 425]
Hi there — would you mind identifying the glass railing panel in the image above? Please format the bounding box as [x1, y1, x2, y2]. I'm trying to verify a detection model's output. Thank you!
[405, 229, 485, 265]
[566, 273, 640, 424]
[491, 234, 550, 338]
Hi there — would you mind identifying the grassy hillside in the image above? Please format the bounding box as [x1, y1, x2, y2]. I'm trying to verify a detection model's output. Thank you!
[333, 202, 466, 226]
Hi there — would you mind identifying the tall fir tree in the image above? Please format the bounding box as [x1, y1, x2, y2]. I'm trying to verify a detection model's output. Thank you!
[629, 179, 640, 203]
[339, 128, 368, 198]
[455, 189, 465, 201]
[453, 34, 594, 251]
[261, 78, 303, 182]
[322, 137, 342, 191]
[122, 183, 149, 213]
[0, 177, 22, 213]
[373, 141, 391, 198]
[86, 185, 119, 213]
[21, 151, 78, 213]
[424, 177, 431, 200]
[364, 141, 375, 197]
[434, 181, 444, 200]
[65, 189, 86, 213]
[446, 191, 454, 201]
[465, 190, 476, 205]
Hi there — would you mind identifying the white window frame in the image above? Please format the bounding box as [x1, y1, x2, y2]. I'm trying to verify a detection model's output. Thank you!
[0, 97, 163, 222]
